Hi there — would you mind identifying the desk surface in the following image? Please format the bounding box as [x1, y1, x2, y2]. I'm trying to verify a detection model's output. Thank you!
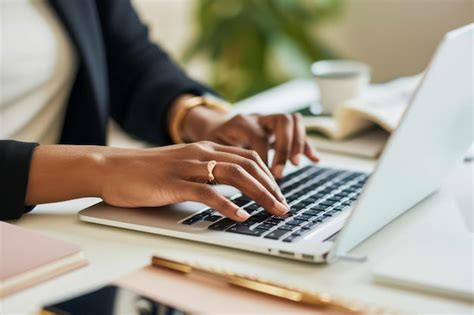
[2, 145, 473, 314]
[2, 81, 473, 314]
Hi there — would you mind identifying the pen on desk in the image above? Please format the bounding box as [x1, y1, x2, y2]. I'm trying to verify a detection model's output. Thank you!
[151, 255, 361, 314]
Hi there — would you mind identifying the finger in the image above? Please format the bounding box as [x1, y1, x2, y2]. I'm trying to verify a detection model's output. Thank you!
[213, 163, 288, 216]
[290, 113, 305, 165]
[183, 160, 288, 214]
[210, 151, 285, 203]
[220, 115, 271, 166]
[183, 182, 250, 222]
[271, 115, 294, 178]
[213, 144, 274, 182]
[248, 134, 269, 166]
[304, 141, 320, 162]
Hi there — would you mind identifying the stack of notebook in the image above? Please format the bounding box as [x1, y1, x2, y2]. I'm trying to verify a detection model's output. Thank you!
[0, 222, 87, 297]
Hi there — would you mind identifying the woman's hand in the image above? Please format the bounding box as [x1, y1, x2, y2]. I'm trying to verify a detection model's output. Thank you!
[179, 102, 320, 178]
[205, 113, 320, 178]
[26, 142, 288, 222]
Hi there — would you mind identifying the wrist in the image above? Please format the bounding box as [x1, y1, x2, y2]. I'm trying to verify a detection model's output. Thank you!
[167, 94, 231, 143]
[84, 146, 108, 199]
[182, 106, 228, 142]
[25, 145, 107, 205]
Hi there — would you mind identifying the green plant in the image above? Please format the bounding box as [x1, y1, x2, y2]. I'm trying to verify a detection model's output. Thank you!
[184, 0, 343, 102]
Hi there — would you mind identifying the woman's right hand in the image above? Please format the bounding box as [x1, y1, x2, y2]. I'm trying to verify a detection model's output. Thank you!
[27, 142, 288, 222]
[98, 141, 288, 221]
[96, 141, 288, 222]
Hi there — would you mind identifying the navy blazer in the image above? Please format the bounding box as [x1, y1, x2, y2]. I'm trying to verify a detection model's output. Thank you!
[0, 0, 212, 219]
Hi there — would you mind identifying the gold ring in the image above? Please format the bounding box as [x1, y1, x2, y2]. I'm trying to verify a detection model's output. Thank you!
[207, 160, 217, 184]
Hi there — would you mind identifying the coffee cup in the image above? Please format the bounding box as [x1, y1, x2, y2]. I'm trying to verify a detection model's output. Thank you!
[311, 60, 371, 114]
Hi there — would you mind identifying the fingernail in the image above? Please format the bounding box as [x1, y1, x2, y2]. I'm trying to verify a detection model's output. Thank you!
[275, 201, 289, 215]
[292, 155, 300, 165]
[312, 148, 321, 161]
[236, 208, 250, 220]
[274, 165, 284, 178]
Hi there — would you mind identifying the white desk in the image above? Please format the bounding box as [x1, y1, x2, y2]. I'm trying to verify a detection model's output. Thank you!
[1, 81, 473, 314]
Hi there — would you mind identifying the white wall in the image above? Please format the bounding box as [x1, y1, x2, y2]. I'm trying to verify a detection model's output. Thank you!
[133, 0, 474, 84]
[317, 0, 474, 82]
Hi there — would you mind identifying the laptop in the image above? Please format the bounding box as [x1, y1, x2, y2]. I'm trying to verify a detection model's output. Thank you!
[79, 24, 473, 263]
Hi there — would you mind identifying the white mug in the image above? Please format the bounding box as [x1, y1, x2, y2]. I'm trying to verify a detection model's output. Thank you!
[311, 60, 371, 114]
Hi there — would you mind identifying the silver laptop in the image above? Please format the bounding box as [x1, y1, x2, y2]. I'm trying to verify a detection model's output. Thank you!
[79, 24, 473, 263]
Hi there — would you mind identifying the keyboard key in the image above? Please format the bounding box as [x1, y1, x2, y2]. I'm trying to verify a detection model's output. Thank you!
[264, 229, 290, 240]
[262, 220, 280, 226]
[181, 217, 202, 225]
[334, 205, 349, 211]
[181, 209, 213, 224]
[282, 234, 299, 242]
[233, 197, 251, 207]
[303, 209, 323, 216]
[237, 220, 257, 228]
[290, 204, 306, 210]
[257, 222, 275, 230]
[299, 200, 314, 206]
[319, 215, 332, 222]
[278, 225, 296, 231]
[266, 217, 285, 223]
[204, 215, 222, 222]
[286, 196, 299, 203]
[291, 229, 305, 237]
[301, 221, 320, 230]
[296, 214, 313, 221]
[251, 212, 272, 222]
[289, 209, 303, 216]
[208, 218, 236, 231]
[244, 204, 260, 212]
[226, 225, 265, 236]
[286, 219, 306, 226]
[310, 205, 329, 211]
[319, 201, 335, 207]
[318, 189, 332, 195]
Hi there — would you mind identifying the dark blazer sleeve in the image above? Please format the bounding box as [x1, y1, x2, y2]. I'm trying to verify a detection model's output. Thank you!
[95, 0, 214, 145]
[0, 140, 38, 220]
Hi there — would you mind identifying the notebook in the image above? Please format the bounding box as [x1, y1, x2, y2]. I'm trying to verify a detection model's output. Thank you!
[307, 128, 389, 158]
[0, 222, 87, 297]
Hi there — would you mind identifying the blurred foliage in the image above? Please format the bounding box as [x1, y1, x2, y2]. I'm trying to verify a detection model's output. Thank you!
[183, 0, 343, 102]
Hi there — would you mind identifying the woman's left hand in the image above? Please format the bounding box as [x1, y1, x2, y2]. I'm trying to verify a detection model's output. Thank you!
[185, 111, 320, 178]
[206, 113, 320, 178]
[172, 95, 320, 178]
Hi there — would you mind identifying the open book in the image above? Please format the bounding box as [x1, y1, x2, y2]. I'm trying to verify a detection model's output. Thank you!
[303, 75, 422, 140]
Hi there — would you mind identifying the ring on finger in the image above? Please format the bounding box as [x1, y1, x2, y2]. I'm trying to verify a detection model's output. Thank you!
[206, 160, 218, 185]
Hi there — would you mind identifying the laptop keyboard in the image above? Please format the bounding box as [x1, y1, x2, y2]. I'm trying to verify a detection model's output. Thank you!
[181, 165, 368, 243]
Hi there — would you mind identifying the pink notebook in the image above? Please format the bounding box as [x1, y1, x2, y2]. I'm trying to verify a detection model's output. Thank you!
[0, 222, 87, 297]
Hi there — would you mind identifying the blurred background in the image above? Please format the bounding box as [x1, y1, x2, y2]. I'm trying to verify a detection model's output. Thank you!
[132, 0, 473, 102]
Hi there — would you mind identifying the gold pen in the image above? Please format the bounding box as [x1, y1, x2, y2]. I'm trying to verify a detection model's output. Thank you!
[151, 255, 362, 314]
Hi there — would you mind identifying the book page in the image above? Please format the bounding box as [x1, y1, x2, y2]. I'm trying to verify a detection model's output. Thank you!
[303, 74, 421, 140]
